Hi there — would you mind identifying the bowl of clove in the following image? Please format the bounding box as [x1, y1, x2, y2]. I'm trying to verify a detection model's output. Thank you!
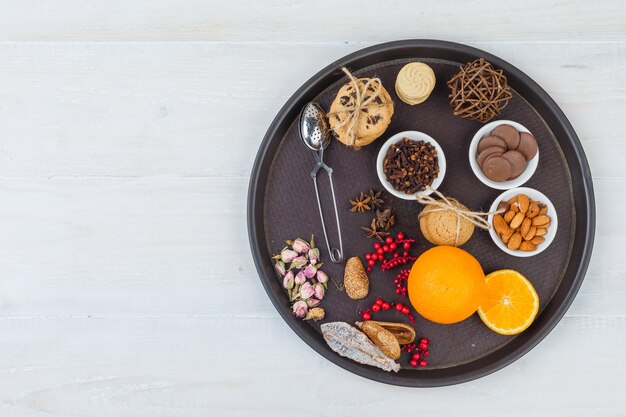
[377, 131, 446, 200]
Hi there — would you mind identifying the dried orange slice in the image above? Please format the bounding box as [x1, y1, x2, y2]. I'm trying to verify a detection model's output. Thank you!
[477, 269, 539, 335]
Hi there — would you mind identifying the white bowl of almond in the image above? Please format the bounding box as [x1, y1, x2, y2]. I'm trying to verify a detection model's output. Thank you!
[488, 187, 558, 257]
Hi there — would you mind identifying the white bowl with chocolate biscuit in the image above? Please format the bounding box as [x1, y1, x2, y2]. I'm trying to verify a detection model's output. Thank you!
[469, 120, 539, 190]
[488, 187, 558, 257]
[377, 131, 446, 200]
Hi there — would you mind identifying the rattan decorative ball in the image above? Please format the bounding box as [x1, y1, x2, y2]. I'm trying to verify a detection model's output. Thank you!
[447, 58, 513, 123]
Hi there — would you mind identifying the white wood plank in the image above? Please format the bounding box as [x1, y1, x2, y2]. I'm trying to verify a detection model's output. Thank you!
[0, 0, 624, 42]
[0, 42, 623, 178]
[0, 176, 618, 318]
[0, 1, 622, 413]
[0, 315, 623, 416]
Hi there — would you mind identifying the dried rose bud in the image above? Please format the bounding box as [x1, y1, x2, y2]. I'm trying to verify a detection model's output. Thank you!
[303, 263, 317, 278]
[283, 270, 294, 290]
[304, 307, 325, 321]
[316, 270, 329, 284]
[274, 261, 286, 277]
[292, 238, 310, 254]
[306, 297, 321, 307]
[308, 247, 320, 264]
[294, 270, 307, 285]
[292, 300, 308, 318]
[290, 255, 308, 269]
[299, 282, 315, 300]
[314, 283, 325, 300]
[281, 248, 298, 263]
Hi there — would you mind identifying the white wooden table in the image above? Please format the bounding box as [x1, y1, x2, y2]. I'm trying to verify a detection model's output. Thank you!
[0, 1, 624, 415]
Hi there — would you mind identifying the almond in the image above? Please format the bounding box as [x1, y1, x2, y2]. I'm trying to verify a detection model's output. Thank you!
[502, 227, 514, 243]
[493, 214, 510, 236]
[507, 232, 522, 250]
[520, 217, 532, 236]
[527, 203, 540, 218]
[523, 226, 537, 241]
[535, 227, 547, 236]
[531, 236, 545, 245]
[504, 210, 515, 223]
[344, 256, 369, 299]
[532, 215, 550, 227]
[519, 241, 537, 252]
[509, 212, 525, 229]
[518, 194, 530, 214]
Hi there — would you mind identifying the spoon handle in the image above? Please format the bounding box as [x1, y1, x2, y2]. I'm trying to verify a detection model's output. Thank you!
[311, 150, 344, 263]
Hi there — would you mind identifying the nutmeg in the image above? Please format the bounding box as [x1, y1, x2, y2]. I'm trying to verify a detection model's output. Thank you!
[344, 257, 369, 299]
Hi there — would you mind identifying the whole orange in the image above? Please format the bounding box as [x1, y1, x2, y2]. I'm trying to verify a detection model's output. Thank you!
[408, 246, 486, 324]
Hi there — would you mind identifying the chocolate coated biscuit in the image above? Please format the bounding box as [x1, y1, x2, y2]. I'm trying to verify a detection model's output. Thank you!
[517, 132, 538, 160]
[477, 146, 505, 166]
[483, 156, 513, 182]
[477, 135, 507, 154]
[502, 150, 527, 179]
[491, 124, 520, 149]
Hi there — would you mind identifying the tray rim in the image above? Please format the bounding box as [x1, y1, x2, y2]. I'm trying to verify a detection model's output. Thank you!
[247, 39, 595, 387]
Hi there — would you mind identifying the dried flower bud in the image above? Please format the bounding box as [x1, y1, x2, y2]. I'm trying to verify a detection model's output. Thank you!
[306, 297, 321, 307]
[304, 307, 325, 321]
[308, 247, 320, 264]
[282, 270, 294, 290]
[316, 270, 329, 284]
[291, 255, 308, 269]
[292, 300, 308, 318]
[281, 248, 298, 263]
[314, 283, 325, 300]
[274, 261, 286, 277]
[294, 270, 307, 285]
[292, 238, 310, 254]
[303, 263, 317, 278]
[299, 282, 315, 300]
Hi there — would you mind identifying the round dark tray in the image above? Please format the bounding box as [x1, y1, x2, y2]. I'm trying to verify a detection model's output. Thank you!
[247, 40, 595, 386]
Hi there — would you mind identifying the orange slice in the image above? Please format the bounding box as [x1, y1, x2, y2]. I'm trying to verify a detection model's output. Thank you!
[477, 269, 539, 335]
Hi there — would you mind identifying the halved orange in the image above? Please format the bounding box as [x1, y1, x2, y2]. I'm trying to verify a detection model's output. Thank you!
[477, 269, 539, 335]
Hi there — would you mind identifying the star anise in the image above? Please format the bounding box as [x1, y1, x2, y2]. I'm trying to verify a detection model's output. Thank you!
[368, 189, 385, 209]
[375, 208, 395, 231]
[361, 218, 389, 242]
[350, 192, 371, 213]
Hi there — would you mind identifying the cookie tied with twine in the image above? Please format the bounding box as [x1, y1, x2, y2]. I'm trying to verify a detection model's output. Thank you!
[417, 187, 503, 247]
[447, 58, 513, 123]
[328, 67, 394, 148]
